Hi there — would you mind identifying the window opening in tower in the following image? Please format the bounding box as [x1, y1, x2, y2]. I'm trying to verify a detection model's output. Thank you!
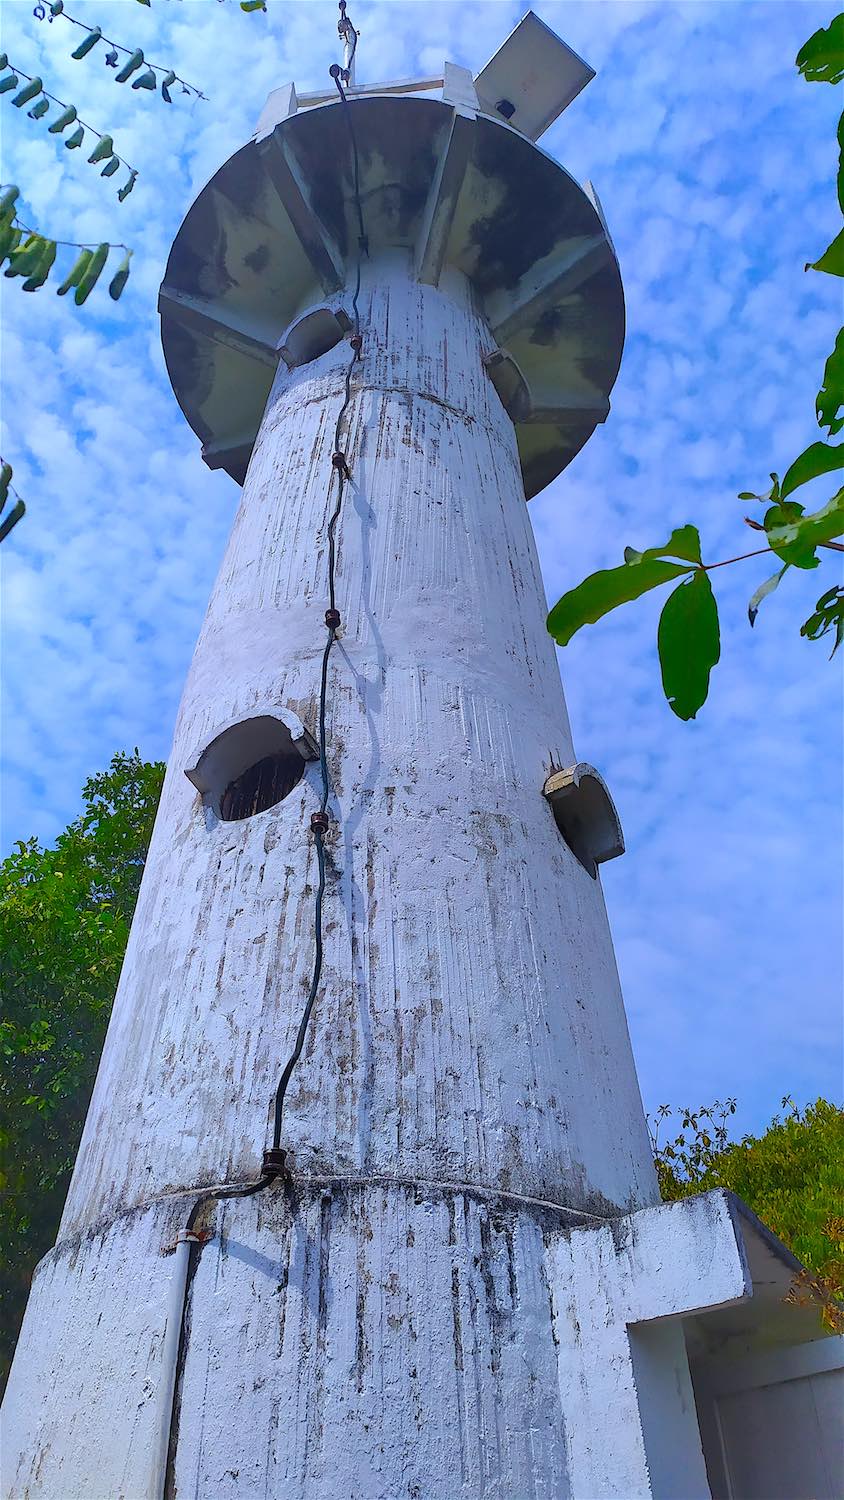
[220, 749, 305, 821]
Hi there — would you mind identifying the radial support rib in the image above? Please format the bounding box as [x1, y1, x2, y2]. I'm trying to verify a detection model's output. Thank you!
[525, 389, 610, 425]
[415, 106, 474, 287]
[158, 286, 278, 368]
[201, 429, 259, 482]
[487, 235, 613, 345]
[258, 131, 345, 294]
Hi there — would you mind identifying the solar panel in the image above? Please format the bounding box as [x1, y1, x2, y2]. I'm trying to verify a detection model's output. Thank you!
[473, 10, 595, 141]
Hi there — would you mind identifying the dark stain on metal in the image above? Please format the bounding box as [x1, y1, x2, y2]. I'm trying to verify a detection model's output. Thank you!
[529, 305, 568, 347]
[244, 243, 271, 275]
[468, 130, 594, 294]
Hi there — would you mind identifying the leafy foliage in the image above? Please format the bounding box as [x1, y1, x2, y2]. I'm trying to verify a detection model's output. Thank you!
[656, 568, 720, 721]
[134, 0, 267, 9]
[801, 583, 844, 654]
[0, 752, 164, 1390]
[651, 1098, 844, 1331]
[546, 555, 692, 645]
[766, 487, 844, 567]
[0, 456, 26, 543]
[817, 329, 844, 434]
[797, 14, 844, 83]
[0, 59, 137, 194]
[781, 441, 844, 498]
[1, 182, 132, 329]
[546, 15, 844, 719]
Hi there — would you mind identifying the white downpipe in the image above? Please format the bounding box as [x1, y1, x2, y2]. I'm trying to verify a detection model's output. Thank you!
[150, 1230, 197, 1500]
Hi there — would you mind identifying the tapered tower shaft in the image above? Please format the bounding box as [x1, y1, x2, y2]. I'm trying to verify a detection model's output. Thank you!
[62, 251, 656, 1236]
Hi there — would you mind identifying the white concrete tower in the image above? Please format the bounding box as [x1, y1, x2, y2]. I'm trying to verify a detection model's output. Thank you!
[6, 12, 838, 1500]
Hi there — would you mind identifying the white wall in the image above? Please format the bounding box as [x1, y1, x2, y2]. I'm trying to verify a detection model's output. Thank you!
[692, 1336, 844, 1500]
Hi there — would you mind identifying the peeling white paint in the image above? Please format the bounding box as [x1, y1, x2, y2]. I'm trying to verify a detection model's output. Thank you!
[61, 256, 659, 1238]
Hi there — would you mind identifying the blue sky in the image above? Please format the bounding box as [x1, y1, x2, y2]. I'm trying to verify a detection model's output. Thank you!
[1, 0, 842, 1139]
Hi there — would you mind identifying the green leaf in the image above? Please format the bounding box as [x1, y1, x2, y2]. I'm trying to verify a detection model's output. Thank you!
[117, 171, 137, 203]
[837, 109, 844, 215]
[800, 585, 844, 657]
[657, 570, 720, 721]
[0, 220, 21, 266]
[241, 0, 267, 9]
[740, 474, 781, 507]
[108, 247, 132, 300]
[56, 247, 91, 296]
[748, 565, 789, 627]
[763, 500, 814, 568]
[4, 235, 43, 280]
[64, 124, 84, 150]
[806, 226, 844, 277]
[74, 242, 108, 305]
[0, 184, 19, 217]
[766, 488, 844, 568]
[131, 67, 157, 92]
[796, 15, 844, 83]
[781, 441, 844, 499]
[0, 497, 25, 543]
[27, 97, 50, 120]
[70, 26, 101, 60]
[12, 77, 43, 108]
[547, 556, 693, 646]
[22, 238, 56, 292]
[0, 461, 11, 505]
[623, 525, 703, 566]
[160, 69, 176, 103]
[817, 328, 844, 436]
[47, 105, 77, 135]
[0, 74, 20, 96]
[115, 49, 144, 85]
[87, 134, 113, 164]
[101, 157, 120, 178]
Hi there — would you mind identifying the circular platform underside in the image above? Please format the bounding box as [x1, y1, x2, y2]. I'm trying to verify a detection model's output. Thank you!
[160, 93, 625, 499]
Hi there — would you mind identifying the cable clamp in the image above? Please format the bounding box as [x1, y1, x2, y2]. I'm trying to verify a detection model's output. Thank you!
[262, 1148, 287, 1179]
[331, 451, 351, 479]
[325, 608, 341, 629]
[349, 333, 363, 356]
[310, 810, 330, 834]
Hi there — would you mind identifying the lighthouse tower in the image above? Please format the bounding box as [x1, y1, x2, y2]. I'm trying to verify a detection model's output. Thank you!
[5, 11, 837, 1500]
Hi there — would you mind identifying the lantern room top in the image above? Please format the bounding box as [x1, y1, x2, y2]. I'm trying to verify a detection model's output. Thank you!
[159, 11, 625, 499]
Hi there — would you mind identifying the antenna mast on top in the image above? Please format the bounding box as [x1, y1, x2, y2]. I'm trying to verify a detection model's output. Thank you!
[337, 0, 359, 88]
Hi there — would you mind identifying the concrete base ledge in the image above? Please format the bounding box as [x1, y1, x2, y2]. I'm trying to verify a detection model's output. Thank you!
[2, 1185, 829, 1500]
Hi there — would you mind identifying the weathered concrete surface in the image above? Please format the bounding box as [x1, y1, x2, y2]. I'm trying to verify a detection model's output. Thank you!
[4, 1184, 767, 1500]
[4, 256, 662, 1497]
[547, 1191, 753, 1500]
[63, 255, 658, 1235]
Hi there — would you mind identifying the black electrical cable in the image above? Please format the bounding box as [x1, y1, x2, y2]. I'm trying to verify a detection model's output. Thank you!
[185, 1171, 274, 1234]
[162, 30, 369, 1496]
[270, 54, 367, 1154]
